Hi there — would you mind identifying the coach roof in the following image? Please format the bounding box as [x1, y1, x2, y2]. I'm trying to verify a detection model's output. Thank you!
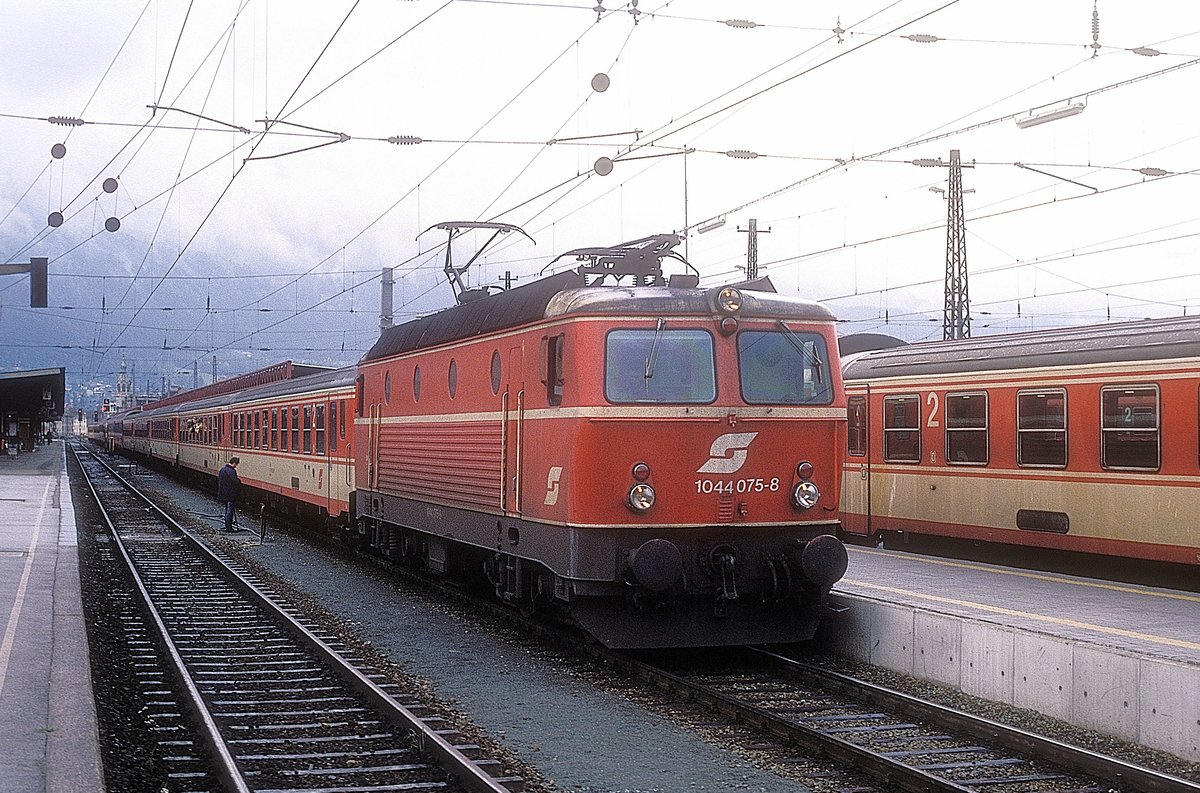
[843, 315, 1200, 381]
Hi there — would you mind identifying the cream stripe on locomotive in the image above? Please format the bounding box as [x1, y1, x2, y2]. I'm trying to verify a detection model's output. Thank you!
[358, 405, 846, 425]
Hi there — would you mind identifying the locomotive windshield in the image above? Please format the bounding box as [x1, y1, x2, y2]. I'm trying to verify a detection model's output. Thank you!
[605, 328, 716, 403]
[738, 329, 833, 405]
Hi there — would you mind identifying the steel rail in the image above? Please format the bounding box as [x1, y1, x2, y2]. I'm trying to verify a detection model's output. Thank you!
[749, 646, 1200, 793]
[71, 444, 252, 793]
[74, 444, 520, 793]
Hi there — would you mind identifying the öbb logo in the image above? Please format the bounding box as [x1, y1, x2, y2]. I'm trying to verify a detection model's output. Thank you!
[696, 432, 759, 474]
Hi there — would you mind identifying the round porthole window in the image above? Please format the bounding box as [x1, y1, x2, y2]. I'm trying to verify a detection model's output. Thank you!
[490, 350, 501, 395]
[413, 366, 421, 402]
[384, 371, 392, 404]
[448, 359, 458, 399]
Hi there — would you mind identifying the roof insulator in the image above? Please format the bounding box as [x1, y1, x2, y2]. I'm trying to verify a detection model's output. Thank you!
[387, 135, 423, 145]
[725, 149, 759, 159]
[48, 116, 84, 126]
[1130, 46, 1162, 56]
[724, 19, 757, 29]
[905, 34, 940, 43]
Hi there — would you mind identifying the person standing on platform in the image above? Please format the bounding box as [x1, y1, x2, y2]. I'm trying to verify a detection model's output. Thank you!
[217, 457, 241, 532]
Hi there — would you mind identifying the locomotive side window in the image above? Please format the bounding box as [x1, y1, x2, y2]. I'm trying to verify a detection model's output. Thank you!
[448, 359, 458, 399]
[315, 403, 326, 455]
[413, 366, 421, 402]
[491, 350, 502, 395]
[946, 392, 988, 465]
[883, 395, 921, 463]
[737, 329, 832, 405]
[605, 328, 715, 404]
[847, 396, 867, 457]
[542, 334, 565, 406]
[1100, 385, 1159, 471]
[1017, 389, 1066, 468]
[384, 371, 392, 405]
[355, 374, 365, 417]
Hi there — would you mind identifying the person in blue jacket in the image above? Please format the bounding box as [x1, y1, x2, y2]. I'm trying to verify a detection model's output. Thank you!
[217, 457, 241, 532]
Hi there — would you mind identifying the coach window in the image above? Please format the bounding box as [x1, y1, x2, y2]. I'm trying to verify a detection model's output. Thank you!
[261, 409, 269, 448]
[233, 413, 240, 447]
[1101, 385, 1159, 471]
[315, 403, 326, 455]
[329, 402, 338, 453]
[946, 392, 988, 464]
[291, 406, 300, 451]
[883, 395, 921, 463]
[270, 409, 279, 450]
[491, 350, 502, 395]
[303, 405, 313, 454]
[1017, 389, 1066, 467]
[254, 411, 261, 448]
[605, 328, 714, 404]
[339, 399, 346, 439]
[847, 396, 867, 457]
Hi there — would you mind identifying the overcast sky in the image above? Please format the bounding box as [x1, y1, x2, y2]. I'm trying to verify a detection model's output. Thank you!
[2, 0, 1198, 401]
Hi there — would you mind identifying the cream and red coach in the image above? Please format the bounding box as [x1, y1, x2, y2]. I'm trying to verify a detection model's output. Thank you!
[840, 317, 1200, 567]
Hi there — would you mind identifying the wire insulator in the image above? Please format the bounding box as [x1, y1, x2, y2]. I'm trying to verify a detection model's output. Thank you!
[724, 19, 757, 29]
[725, 150, 759, 159]
[905, 34, 940, 43]
[387, 135, 423, 145]
[48, 116, 84, 126]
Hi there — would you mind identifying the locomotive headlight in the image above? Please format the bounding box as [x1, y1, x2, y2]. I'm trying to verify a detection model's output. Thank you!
[792, 481, 820, 510]
[716, 286, 743, 315]
[796, 461, 814, 480]
[627, 483, 656, 512]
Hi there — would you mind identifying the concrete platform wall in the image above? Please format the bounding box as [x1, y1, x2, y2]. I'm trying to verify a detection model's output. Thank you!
[815, 593, 1200, 763]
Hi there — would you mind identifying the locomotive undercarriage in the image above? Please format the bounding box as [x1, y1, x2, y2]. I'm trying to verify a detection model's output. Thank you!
[353, 489, 848, 649]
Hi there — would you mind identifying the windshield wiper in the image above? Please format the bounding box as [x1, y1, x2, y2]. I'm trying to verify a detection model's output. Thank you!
[644, 318, 666, 380]
[775, 319, 823, 383]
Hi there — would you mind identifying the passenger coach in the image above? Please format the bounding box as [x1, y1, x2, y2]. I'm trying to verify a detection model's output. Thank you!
[840, 317, 1200, 567]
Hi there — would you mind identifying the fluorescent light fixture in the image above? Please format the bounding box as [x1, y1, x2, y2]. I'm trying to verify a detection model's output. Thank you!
[698, 216, 726, 233]
[1015, 102, 1085, 129]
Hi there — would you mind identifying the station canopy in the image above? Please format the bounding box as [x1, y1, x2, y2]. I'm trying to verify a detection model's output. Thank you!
[0, 367, 66, 421]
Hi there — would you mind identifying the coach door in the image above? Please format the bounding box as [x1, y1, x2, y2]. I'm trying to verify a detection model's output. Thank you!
[502, 345, 525, 517]
[842, 390, 873, 536]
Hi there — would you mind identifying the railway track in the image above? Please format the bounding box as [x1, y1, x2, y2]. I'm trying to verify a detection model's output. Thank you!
[72, 444, 523, 793]
[632, 645, 1200, 793]
[83, 444, 1200, 793]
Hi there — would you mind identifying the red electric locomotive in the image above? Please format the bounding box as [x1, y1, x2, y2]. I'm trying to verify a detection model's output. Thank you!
[354, 230, 848, 648]
[840, 317, 1200, 568]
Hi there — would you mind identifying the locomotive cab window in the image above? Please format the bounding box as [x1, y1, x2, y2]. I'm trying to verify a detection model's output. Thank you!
[1017, 389, 1066, 468]
[542, 334, 564, 406]
[605, 326, 715, 404]
[946, 392, 988, 465]
[1101, 385, 1159, 471]
[883, 395, 921, 463]
[737, 328, 832, 404]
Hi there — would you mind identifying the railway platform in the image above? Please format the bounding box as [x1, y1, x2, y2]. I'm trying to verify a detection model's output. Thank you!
[815, 544, 1200, 763]
[0, 441, 103, 793]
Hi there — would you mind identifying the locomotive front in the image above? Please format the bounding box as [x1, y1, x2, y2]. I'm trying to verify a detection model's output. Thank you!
[530, 282, 849, 647]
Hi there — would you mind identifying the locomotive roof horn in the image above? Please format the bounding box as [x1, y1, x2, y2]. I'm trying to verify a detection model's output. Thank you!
[418, 221, 534, 305]
[544, 233, 698, 287]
